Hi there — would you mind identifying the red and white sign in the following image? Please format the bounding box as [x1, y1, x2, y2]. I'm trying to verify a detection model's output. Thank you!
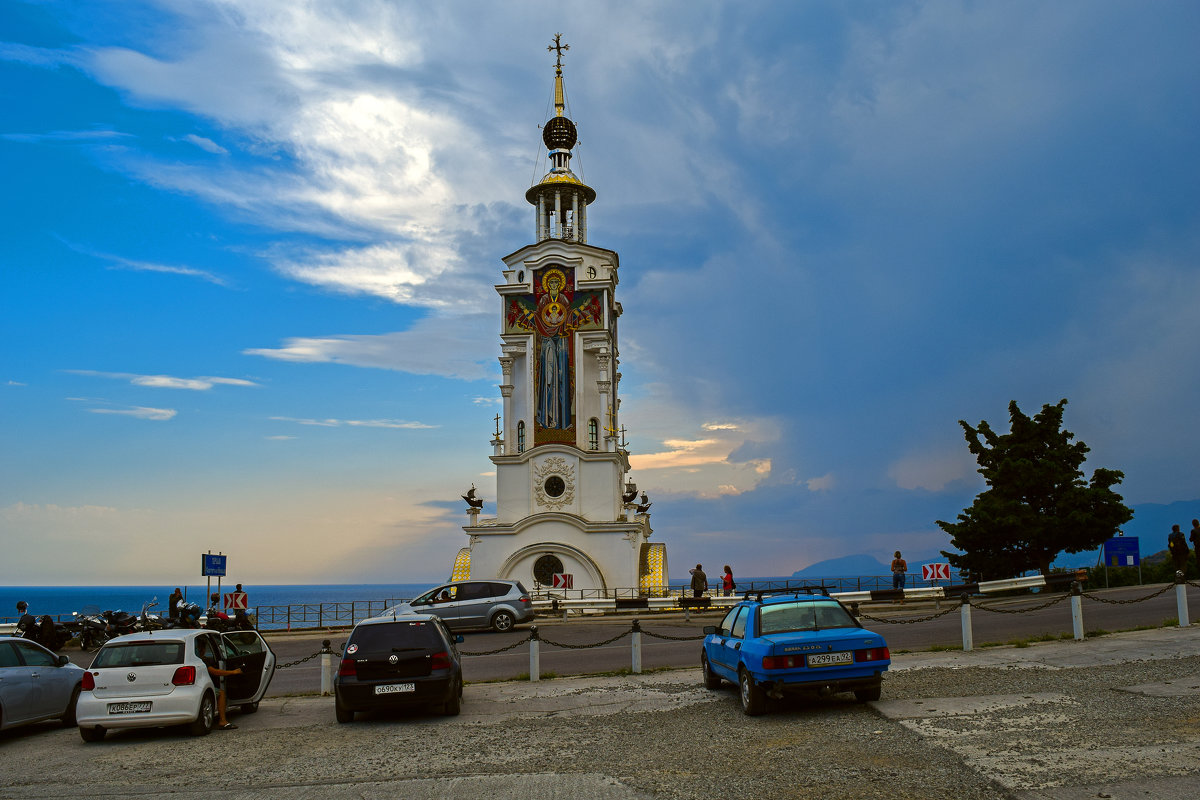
[552, 573, 573, 590]
[223, 591, 248, 610]
[922, 563, 951, 582]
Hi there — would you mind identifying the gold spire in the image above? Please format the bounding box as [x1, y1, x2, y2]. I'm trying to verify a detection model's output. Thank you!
[548, 33, 569, 117]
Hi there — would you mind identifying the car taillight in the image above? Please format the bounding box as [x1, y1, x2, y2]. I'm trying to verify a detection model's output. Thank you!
[761, 655, 801, 670]
[338, 658, 357, 677]
[519, 596, 531, 604]
[82, 672, 95, 691]
[854, 646, 890, 662]
[430, 651, 452, 671]
[171, 665, 196, 685]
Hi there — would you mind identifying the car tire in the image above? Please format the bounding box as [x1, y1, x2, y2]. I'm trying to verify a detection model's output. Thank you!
[61, 685, 81, 727]
[443, 677, 462, 716]
[490, 610, 516, 633]
[335, 697, 354, 724]
[188, 691, 215, 736]
[854, 685, 882, 702]
[240, 701, 259, 714]
[702, 655, 722, 690]
[80, 725, 106, 742]
[738, 668, 766, 716]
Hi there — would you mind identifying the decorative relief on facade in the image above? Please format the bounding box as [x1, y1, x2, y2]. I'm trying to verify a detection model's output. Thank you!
[533, 456, 576, 509]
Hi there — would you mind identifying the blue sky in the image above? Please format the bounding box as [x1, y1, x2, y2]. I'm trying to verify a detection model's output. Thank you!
[3, 1, 1199, 586]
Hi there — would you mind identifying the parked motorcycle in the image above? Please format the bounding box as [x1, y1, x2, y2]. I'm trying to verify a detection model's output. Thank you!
[72, 605, 109, 650]
[168, 601, 202, 629]
[15, 613, 74, 651]
[100, 608, 138, 640]
[135, 598, 167, 632]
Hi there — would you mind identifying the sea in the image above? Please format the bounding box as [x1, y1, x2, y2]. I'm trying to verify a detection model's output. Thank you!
[0, 574, 904, 625]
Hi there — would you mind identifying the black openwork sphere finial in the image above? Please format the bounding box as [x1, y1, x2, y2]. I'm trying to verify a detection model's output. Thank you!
[543, 115, 577, 150]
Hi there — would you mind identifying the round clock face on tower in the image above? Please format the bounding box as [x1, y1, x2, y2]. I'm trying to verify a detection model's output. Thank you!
[544, 475, 566, 497]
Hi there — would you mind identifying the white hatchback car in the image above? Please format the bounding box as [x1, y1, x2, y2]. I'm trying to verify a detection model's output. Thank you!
[76, 628, 275, 742]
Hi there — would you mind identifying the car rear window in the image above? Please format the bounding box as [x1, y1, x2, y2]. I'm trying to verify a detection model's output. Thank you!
[760, 601, 856, 635]
[348, 621, 444, 653]
[93, 641, 185, 668]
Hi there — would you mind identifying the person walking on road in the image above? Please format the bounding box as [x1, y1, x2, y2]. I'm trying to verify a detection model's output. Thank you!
[891, 551, 908, 604]
[1190, 519, 1200, 568]
[689, 564, 708, 598]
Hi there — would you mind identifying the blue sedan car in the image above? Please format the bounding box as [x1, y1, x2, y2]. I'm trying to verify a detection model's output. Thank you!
[702, 589, 891, 715]
[0, 635, 85, 732]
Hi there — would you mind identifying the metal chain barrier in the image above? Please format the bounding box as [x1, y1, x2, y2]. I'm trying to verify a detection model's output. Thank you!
[459, 636, 532, 656]
[538, 628, 631, 649]
[974, 593, 1070, 614]
[641, 629, 705, 641]
[1081, 583, 1176, 605]
[858, 604, 961, 625]
[274, 650, 329, 670]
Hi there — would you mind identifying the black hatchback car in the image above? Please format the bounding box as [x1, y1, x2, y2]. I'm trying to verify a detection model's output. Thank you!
[334, 614, 464, 722]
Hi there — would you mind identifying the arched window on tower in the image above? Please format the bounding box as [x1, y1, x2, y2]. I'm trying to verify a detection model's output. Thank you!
[588, 418, 599, 451]
[517, 420, 526, 453]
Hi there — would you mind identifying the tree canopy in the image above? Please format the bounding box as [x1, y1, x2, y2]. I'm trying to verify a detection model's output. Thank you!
[937, 398, 1133, 580]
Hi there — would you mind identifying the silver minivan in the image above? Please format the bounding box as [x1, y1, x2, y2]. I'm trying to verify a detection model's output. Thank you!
[385, 580, 534, 632]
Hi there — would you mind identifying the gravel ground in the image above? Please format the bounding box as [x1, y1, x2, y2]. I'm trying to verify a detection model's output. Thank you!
[2, 637, 1198, 799]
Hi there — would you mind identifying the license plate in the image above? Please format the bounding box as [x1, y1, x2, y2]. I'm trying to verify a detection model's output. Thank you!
[374, 683, 416, 694]
[807, 651, 852, 667]
[108, 701, 152, 714]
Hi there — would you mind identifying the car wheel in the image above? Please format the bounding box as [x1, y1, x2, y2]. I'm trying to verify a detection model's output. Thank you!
[188, 691, 215, 736]
[335, 696, 354, 724]
[702, 655, 722, 690]
[854, 685, 882, 703]
[240, 701, 259, 714]
[80, 725, 106, 742]
[738, 668, 766, 716]
[61, 685, 81, 727]
[490, 610, 516, 633]
[443, 677, 462, 716]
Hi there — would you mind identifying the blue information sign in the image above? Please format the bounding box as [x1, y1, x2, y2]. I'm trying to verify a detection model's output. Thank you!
[202, 553, 227, 577]
[1103, 537, 1139, 567]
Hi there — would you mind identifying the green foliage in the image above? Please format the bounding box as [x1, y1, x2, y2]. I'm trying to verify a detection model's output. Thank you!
[1086, 551, 1197, 587]
[938, 399, 1133, 581]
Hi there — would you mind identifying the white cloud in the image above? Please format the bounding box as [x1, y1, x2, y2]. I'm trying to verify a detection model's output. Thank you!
[182, 133, 227, 154]
[888, 448, 976, 492]
[66, 370, 257, 390]
[88, 406, 177, 421]
[244, 312, 494, 380]
[805, 473, 836, 492]
[270, 416, 436, 430]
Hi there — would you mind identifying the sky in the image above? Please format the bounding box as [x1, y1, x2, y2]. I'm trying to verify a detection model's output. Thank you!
[3, 1, 1199, 587]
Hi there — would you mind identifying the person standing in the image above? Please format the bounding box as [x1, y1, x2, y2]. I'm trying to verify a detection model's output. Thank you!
[689, 564, 708, 598]
[196, 636, 243, 730]
[721, 565, 735, 597]
[168, 588, 183, 621]
[890, 551, 908, 604]
[1190, 519, 1200, 568]
[1168, 525, 1190, 574]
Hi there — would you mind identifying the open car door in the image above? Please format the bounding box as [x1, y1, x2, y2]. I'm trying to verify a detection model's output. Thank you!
[221, 630, 275, 705]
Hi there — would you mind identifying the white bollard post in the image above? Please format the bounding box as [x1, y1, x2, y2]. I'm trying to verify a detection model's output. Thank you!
[1177, 575, 1191, 627]
[1071, 582, 1085, 640]
[529, 626, 540, 682]
[631, 620, 642, 674]
[960, 594, 973, 652]
[320, 639, 334, 696]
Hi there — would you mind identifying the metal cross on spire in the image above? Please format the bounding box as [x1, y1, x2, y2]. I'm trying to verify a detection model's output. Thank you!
[548, 33, 569, 74]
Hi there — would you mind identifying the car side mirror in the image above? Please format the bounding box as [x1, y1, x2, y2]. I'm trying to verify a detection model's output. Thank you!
[702, 626, 717, 635]
[57, 655, 70, 667]
[455, 635, 464, 643]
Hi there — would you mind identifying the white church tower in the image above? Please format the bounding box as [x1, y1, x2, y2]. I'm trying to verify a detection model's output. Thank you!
[453, 37, 668, 595]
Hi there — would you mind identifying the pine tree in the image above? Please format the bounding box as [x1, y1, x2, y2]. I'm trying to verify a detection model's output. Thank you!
[937, 399, 1133, 581]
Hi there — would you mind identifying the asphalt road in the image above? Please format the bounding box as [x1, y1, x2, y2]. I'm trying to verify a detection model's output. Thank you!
[60, 582, 1199, 696]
